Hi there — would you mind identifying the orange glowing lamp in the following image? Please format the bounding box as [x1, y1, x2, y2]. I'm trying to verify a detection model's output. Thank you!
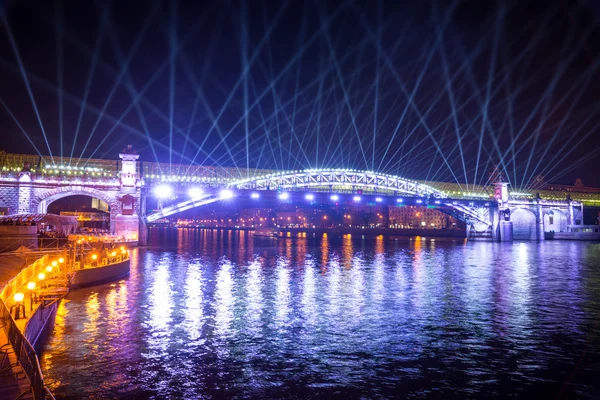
[14, 293, 24, 303]
[111, 251, 116, 257]
[46, 265, 53, 273]
[27, 282, 36, 290]
[38, 273, 45, 280]
[58, 257, 65, 263]
[51, 261, 58, 267]
[91, 254, 98, 260]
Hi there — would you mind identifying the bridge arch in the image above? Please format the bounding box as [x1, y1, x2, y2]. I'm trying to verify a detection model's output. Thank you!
[34, 186, 119, 214]
[511, 208, 537, 240]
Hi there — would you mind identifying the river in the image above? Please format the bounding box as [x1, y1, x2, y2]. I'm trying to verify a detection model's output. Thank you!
[40, 229, 600, 398]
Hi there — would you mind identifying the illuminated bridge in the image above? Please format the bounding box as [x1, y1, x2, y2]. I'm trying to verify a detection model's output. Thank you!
[0, 149, 596, 245]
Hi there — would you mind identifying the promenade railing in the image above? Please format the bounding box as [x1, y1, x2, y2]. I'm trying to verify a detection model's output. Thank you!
[1, 254, 56, 400]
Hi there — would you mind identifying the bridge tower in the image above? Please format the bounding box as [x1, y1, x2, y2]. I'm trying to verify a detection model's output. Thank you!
[492, 168, 513, 242]
[113, 145, 147, 245]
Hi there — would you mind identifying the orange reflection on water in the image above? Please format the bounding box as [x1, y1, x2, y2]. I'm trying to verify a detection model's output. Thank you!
[375, 235, 384, 255]
[83, 293, 100, 349]
[342, 234, 353, 269]
[320, 233, 329, 274]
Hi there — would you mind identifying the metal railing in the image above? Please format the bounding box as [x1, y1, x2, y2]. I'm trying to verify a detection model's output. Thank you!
[0, 298, 53, 399]
[1, 255, 56, 400]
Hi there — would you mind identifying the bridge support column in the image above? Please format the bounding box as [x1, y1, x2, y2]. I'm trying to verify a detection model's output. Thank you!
[17, 170, 33, 214]
[138, 218, 148, 246]
[499, 221, 513, 241]
[490, 207, 500, 241]
[536, 200, 545, 241]
[113, 214, 140, 240]
[112, 146, 143, 244]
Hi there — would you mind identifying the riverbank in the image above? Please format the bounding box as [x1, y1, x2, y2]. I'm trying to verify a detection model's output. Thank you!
[0, 242, 131, 399]
[169, 225, 467, 238]
[0, 252, 66, 400]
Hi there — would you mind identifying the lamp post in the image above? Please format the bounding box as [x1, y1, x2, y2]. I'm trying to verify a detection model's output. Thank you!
[10, 292, 26, 319]
[45, 265, 53, 283]
[27, 281, 37, 311]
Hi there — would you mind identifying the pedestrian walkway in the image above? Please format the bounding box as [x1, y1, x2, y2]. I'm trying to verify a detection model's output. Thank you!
[0, 328, 33, 400]
[0, 253, 60, 400]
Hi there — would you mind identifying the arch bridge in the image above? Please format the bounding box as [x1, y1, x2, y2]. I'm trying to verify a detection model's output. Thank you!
[0, 152, 586, 244]
[146, 169, 495, 230]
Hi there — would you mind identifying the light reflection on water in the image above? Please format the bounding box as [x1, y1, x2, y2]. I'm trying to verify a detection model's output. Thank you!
[40, 229, 600, 399]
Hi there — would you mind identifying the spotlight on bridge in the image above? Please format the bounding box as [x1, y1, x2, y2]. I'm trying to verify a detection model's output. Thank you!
[219, 189, 234, 199]
[375, 197, 383, 202]
[434, 200, 440, 204]
[416, 200, 423, 204]
[154, 184, 172, 199]
[251, 192, 260, 199]
[278, 192, 289, 200]
[330, 194, 339, 201]
[353, 196, 361, 202]
[396, 198, 403, 203]
[305, 194, 315, 201]
[188, 187, 203, 198]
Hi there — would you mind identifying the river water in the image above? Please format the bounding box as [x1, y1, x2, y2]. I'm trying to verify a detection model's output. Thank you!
[40, 229, 600, 399]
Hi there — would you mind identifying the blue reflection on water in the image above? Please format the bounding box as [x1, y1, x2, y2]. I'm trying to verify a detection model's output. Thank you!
[41, 229, 600, 399]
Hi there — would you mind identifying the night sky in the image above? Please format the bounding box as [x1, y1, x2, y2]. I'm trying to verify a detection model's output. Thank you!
[0, 0, 599, 188]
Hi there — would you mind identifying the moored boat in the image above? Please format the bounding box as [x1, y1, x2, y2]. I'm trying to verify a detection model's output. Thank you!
[70, 248, 131, 289]
[70, 258, 130, 289]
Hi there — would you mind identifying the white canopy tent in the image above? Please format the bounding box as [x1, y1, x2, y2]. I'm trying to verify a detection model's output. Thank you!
[0, 213, 79, 236]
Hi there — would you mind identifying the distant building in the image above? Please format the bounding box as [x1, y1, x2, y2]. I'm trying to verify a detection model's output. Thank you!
[388, 206, 459, 229]
[60, 211, 109, 230]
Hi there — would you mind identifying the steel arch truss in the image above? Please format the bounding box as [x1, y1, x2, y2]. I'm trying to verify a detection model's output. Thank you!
[232, 169, 445, 197]
[146, 194, 229, 222]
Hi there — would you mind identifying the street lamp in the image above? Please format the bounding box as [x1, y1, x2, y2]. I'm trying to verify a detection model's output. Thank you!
[27, 282, 37, 311]
[11, 293, 26, 319]
[154, 184, 172, 198]
[188, 187, 203, 198]
[219, 189, 234, 199]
